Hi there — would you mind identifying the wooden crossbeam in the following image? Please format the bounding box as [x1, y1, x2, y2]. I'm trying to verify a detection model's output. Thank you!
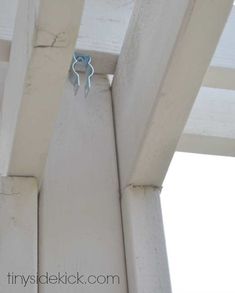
[1, 4, 235, 80]
[178, 87, 235, 157]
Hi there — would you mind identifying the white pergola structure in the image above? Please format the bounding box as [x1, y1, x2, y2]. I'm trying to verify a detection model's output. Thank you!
[0, 0, 234, 292]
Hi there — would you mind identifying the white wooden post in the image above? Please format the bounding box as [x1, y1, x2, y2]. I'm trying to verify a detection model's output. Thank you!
[38, 75, 128, 293]
[0, 176, 38, 292]
[122, 186, 171, 293]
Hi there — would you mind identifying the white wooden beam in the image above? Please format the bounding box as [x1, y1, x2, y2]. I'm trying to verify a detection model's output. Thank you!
[211, 5, 235, 69]
[178, 134, 235, 157]
[0, 0, 84, 179]
[39, 75, 128, 292]
[177, 87, 235, 157]
[0, 176, 38, 292]
[191, 5, 235, 90]
[112, 0, 233, 188]
[0, 0, 133, 75]
[122, 185, 171, 293]
[203, 66, 235, 90]
[1, 3, 235, 79]
[2, 44, 235, 81]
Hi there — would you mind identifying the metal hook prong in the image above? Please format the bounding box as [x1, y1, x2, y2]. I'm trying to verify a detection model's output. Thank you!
[72, 54, 80, 95]
[69, 53, 94, 97]
[85, 56, 94, 97]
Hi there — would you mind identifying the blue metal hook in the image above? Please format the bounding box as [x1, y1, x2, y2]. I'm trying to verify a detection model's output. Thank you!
[69, 52, 94, 97]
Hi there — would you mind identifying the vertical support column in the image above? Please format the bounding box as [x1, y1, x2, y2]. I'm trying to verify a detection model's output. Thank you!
[0, 176, 38, 292]
[122, 185, 171, 293]
[39, 75, 128, 293]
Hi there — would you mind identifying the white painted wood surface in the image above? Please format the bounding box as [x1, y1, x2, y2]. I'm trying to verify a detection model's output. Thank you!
[1, 0, 235, 69]
[39, 75, 127, 293]
[203, 66, 235, 90]
[0, 176, 38, 292]
[211, 6, 235, 69]
[178, 87, 235, 156]
[0, 0, 18, 41]
[202, 6, 235, 90]
[78, 0, 133, 55]
[112, 0, 233, 188]
[0, 0, 133, 54]
[1, 1, 235, 80]
[122, 185, 171, 293]
[0, 0, 133, 74]
[0, 0, 85, 179]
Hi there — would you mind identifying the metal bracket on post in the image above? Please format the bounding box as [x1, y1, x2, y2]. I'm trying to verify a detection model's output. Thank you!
[69, 52, 94, 97]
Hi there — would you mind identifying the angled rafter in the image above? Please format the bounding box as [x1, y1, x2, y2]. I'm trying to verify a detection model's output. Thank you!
[0, 0, 84, 179]
[112, 0, 233, 188]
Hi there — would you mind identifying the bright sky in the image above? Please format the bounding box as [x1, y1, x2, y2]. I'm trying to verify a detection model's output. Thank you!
[161, 152, 235, 293]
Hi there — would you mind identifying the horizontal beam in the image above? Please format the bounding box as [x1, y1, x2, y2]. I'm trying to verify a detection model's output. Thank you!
[178, 87, 235, 157]
[1, 2, 235, 79]
[0, 0, 133, 74]
[0, 41, 118, 75]
[0, 0, 85, 179]
[177, 134, 235, 157]
[203, 66, 235, 90]
[112, 0, 233, 188]
[210, 5, 235, 69]
[2, 41, 235, 82]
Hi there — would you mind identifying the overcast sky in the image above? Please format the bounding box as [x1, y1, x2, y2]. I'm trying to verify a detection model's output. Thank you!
[161, 152, 235, 293]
